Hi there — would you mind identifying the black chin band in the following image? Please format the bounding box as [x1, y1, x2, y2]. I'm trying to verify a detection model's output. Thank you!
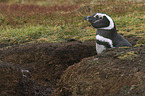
[96, 40, 112, 48]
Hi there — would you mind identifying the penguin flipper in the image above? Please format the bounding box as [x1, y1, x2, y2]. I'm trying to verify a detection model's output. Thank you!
[115, 43, 132, 47]
[114, 34, 132, 47]
[114, 39, 132, 47]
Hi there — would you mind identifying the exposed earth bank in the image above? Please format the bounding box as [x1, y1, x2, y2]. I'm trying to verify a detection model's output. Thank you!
[55, 45, 145, 96]
[0, 41, 96, 95]
[0, 40, 144, 95]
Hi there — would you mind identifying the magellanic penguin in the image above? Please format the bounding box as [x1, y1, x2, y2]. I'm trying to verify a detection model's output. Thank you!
[84, 13, 132, 54]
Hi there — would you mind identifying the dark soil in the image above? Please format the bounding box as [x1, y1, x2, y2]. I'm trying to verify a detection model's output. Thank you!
[55, 45, 145, 96]
[0, 62, 35, 95]
[0, 41, 96, 95]
[0, 36, 144, 95]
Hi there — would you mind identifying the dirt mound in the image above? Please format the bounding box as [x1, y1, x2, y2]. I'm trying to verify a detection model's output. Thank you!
[55, 45, 145, 96]
[0, 41, 96, 95]
[0, 62, 35, 95]
[0, 37, 144, 95]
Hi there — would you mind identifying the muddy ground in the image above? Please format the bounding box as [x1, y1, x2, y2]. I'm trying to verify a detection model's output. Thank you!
[0, 36, 144, 95]
[0, 40, 96, 95]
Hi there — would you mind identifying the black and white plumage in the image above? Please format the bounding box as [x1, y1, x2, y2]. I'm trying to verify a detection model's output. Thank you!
[84, 13, 132, 54]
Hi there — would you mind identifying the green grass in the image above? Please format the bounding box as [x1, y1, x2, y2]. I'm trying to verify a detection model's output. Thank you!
[0, 0, 145, 46]
[0, 24, 96, 44]
[118, 51, 138, 60]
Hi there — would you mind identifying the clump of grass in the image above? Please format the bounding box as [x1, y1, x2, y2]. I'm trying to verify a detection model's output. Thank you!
[118, 51, 138, 60]
[137, 38, 145, 44]
[0, 25, 62, 44]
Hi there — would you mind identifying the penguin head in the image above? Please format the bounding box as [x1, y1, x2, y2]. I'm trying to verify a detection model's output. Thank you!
[84, 13, 115, 30]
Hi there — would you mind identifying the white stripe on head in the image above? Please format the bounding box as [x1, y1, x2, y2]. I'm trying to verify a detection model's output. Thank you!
[94, 13, 114, 30]
[96, 35, 114, 48]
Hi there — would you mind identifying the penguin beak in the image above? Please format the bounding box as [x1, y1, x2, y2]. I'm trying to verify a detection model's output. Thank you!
[84, 16, 90, 21]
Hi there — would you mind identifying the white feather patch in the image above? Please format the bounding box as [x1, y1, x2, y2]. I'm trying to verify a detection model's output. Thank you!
[96, 43, 106, 54]
[96, 35, 113, 48]
[94, 13, 114, 30]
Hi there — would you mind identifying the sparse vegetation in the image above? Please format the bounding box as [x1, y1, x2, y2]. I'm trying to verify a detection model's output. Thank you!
[118, 51, 138, 60]
[55, 46, 145, 96]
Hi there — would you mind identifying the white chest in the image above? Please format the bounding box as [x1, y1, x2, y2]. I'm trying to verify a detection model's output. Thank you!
[96, 43, 106, 54]
[96, 35, 114, 54]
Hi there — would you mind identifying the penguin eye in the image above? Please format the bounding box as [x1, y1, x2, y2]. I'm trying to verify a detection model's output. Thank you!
[95, 15, 103, 20]
[99, 16, 103, 20]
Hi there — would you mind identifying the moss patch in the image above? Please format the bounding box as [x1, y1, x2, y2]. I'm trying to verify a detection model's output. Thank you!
[118, 51, 138, 60]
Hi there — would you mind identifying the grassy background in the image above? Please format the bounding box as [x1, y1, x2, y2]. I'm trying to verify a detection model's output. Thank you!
[0, 0, 145, 45]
